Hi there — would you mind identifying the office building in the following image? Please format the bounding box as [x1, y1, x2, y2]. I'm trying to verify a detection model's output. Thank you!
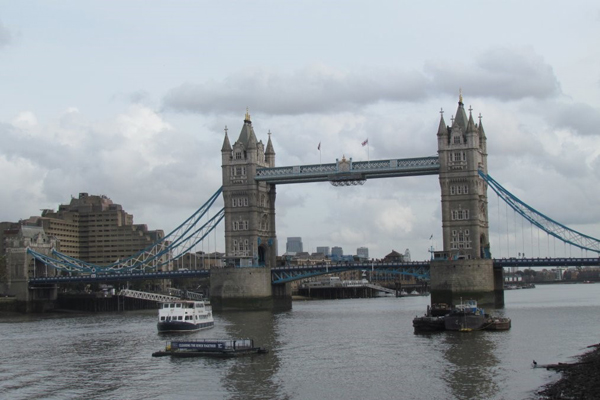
[23, 193, 167, 266]
[331, 246, 343, 258]
[316, 246, 330, 257]
[357, 247, 369, 260]
[286, 237, 303, 253]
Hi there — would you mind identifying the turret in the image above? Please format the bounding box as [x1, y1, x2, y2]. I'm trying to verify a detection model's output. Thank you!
[265, 131, 276, 167]
[221, 127, 232, 164]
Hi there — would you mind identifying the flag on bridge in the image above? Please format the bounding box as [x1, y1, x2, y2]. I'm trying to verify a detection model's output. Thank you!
[318, 142, 321, 151]
[362, 138, 369, 147]
[430, 234, 433, 240]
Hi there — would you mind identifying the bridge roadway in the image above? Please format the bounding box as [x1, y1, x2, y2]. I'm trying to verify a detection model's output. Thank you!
[27, 257, 599, 285]
[255, 156, 440, 184]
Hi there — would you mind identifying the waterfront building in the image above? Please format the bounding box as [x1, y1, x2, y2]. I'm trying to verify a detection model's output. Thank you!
[383, 250, 405, 262]
[172, 251, 224, 270]
[22, 193, 168, 267]
[286, 237, 303, 253]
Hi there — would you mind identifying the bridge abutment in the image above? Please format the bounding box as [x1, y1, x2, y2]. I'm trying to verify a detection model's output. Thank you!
[209, 267, 291, 311]
[430, 259, 503, 308]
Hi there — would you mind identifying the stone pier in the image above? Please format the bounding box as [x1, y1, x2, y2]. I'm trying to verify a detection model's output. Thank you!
[430, 259, 504, 307]
[209, 267, 291, 311]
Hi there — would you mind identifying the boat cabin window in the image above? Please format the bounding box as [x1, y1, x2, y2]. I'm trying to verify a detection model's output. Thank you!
[187, 303, 194, 308]
[170, 304, 175, 308]
[176, 304, 182, 308]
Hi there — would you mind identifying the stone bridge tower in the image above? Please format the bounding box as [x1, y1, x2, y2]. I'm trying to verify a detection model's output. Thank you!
[220, 110, 277, 268]
[211, 110, 290, 311]
[431, 93, 503, 307]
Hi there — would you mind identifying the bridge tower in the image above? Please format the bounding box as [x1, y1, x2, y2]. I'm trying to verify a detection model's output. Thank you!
[431, 93, 503, 307]
[211, 110, 290, 311]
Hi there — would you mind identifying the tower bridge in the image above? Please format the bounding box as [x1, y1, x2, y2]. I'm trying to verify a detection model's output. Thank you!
[13, 94, 600, 312]
[213, 96, 497, 310]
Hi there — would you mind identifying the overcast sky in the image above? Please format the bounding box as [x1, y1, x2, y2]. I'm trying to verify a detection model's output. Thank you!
[1, 1, 600, 260]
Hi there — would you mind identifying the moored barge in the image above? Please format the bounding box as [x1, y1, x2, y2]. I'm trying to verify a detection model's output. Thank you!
[152, 339, 268, 358]
[413, 299, 511, 333]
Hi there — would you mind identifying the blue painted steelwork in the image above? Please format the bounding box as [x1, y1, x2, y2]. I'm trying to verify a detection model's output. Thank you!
[27, 257, 600, 285]
[29, 269, 210, 284]
[493, 257, 600, 268]
[27, 187, 225, 274]
[271, 261, 431, 284]
[479, 171, 600, 254]
[255, 156, 440, 184]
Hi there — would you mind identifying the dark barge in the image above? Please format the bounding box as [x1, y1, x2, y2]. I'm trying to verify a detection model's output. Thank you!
[152, 339, 268, 358]
[413, 301, 511, 333]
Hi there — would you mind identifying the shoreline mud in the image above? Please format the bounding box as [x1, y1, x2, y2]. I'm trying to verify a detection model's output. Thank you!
[535, 343, 600, 399]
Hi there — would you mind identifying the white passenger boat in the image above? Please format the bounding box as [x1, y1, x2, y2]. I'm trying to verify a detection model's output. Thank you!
[157, 299, 214, 333]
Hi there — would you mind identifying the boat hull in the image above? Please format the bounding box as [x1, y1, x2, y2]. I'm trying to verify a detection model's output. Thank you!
[152, 339, 268, 357]
[444, 314, 486, 331]
[157, 321, 214, 333]
[485, 317, 511, 331]
[152, 348, 268, 358]
[413, 316, 446, 332]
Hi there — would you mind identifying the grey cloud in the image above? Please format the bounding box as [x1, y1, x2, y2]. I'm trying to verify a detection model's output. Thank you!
[426, 46, 561, 101]
[163, 47, 562, 117]
[548, 101, 600, 136]
[0, 21, 12, 49]
[162, 66, 430, 116]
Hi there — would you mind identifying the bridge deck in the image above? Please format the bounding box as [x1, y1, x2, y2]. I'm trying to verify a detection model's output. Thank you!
[255, 156, 440, 184]
[26, 258, 599, 285]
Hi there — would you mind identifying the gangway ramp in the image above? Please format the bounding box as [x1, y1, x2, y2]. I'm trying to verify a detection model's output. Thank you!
[118, 289, 205, 302]
[365, 283, 397, 295]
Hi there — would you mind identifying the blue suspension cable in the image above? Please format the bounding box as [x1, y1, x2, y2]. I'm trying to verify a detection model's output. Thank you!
[479, 170, 600, 254]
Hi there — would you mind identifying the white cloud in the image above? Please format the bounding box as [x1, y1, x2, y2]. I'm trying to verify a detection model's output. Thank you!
[12, 111, 37, 129]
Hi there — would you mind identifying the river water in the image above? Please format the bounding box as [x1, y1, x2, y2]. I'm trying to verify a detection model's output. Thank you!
[1, 284, 600, 400]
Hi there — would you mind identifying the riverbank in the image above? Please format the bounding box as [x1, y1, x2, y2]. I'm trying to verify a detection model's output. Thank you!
[536, 343, 600, 399]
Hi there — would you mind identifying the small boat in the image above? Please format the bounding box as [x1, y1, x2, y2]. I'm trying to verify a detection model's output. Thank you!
[444, 299, 487, 331]
[399, 290, 409, 296]
[152, 339, 269, 358]
[485, 317, 511, 331]
[157, 299, 214, 333]
[412, 315, 446, 332]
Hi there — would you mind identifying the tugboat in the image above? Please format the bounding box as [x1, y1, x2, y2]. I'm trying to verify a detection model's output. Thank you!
[444, 299, 487, 331]
[157, 299, 214, 333]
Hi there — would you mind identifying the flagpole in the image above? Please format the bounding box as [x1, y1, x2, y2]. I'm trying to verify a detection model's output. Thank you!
[318, 142, 322, 165]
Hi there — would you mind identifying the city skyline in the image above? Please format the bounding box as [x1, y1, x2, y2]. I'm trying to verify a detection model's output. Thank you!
[1, 2, 599, 260]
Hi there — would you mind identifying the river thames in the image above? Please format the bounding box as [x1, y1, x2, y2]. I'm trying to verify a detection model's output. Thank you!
[1, 283, 600, 400]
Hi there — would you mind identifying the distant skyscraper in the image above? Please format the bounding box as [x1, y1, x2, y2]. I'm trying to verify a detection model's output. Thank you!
[357, 247, 369, 260]
[316, 246, 330, 256]
[331, 246, 343, 258]
[286, 237, 303, 253]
